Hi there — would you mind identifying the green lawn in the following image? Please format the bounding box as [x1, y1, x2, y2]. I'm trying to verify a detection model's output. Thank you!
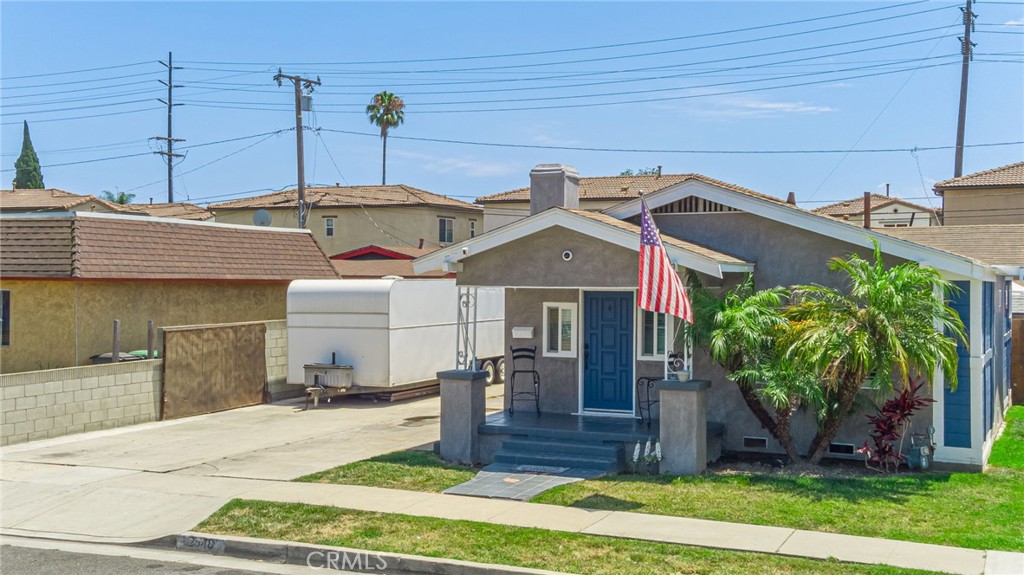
[296, 406, 1024, 552]
[198, 499, 938, 575]
[295, 450, 476, 492]
[988, 406, 1024, 469]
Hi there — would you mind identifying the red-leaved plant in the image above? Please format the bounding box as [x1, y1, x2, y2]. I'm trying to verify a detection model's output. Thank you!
[856, 379, 934, 473]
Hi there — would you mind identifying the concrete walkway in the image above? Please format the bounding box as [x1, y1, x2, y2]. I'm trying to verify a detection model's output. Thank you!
[2, 390, 1022, 575]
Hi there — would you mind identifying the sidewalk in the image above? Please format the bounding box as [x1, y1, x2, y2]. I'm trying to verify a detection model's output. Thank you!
[2, 391, 1022, 575]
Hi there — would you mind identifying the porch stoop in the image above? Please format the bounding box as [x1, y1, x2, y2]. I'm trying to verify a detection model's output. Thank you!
[492, 437, 624, 474]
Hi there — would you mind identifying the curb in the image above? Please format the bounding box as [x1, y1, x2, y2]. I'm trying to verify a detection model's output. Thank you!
[141, 531, 572, 575]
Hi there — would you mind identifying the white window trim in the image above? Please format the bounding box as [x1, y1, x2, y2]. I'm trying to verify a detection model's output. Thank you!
[542, 302, 577, 358]
[469, 219, 477, 238]
[324, 218, 335, 237]
[438, 217, 454, 244]
[636, 309, 667, 361]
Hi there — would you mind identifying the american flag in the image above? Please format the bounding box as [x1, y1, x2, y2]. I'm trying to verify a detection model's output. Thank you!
[638, 199, 693, 323]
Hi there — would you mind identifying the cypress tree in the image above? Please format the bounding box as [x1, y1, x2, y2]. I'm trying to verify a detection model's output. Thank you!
[14, 121, 44, 189]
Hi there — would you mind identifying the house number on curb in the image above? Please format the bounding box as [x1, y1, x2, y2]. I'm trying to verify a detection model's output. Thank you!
[177, 535, 226, 554]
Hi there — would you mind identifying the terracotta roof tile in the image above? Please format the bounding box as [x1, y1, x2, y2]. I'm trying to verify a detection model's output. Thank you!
[812, 194, 938, 217]
[0, 213, 340, 280]
[121, 202, 215, 221]
[934, 161, 1024, 191]
[210, 185, 480, 211]
[879, 224, 1024, 266]
[567, 209, 749, 265]
[476, 173, 787, 206]
[0, 188, 131, 213]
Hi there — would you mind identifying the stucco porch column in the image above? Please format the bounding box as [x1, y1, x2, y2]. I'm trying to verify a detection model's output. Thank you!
[437, 369, 488, 465]
[657, 379, 711, 475]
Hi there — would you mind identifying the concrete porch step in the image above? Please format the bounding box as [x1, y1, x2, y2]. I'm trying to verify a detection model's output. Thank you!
[501, 437, 622, 459]
[492, 448, 622, 474]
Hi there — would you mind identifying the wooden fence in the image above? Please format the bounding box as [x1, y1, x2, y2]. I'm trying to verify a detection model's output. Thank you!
[161, 322, 267, 420]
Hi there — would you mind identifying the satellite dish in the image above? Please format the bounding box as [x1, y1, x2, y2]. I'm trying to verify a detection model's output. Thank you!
[252, 209, 272, 227]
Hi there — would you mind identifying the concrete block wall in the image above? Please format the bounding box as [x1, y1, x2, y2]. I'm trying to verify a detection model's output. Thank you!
[264, 320, 301, 400]
[0, 359, 162, 447]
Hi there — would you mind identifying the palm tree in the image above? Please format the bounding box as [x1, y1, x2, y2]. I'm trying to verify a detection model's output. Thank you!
[101, 190, 135, 204]
[366, 91, 405, 185]
[786, 240, 966, 464]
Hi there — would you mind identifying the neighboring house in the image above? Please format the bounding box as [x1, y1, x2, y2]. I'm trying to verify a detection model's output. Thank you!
[120, 202, 215, 221]
[474, 172, 761, 232]
[0, 212, 338, 374]
[416, 164, 1016, 470]
[330, 244, 451, 279]
[934, 161, 1024, 226]
[0, 188, 215, 221]
[210, 185, 482, 255]
[812, 193, 939, 227]
[1, 188, 130, 214]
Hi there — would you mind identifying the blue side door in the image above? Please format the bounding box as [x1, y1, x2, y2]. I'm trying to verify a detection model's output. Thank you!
[583, 291, 634, 411]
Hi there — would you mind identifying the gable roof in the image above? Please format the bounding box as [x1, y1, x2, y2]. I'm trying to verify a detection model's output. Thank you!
[879, 225, 1024, 266]
[812, 194, 938, 217]
[332, 258, 451, 279]
[331, 244, 438, 260]
[475, 173, 787, 206]
[933, 161, 1024, 193]
[0, 188, 130, 213]
[414, 206, 752, 279]
[602, 177, 1004, 280]
[210, 185, 480, 212]
[121, 202, 215, 221]
[0, 212, 339, 280]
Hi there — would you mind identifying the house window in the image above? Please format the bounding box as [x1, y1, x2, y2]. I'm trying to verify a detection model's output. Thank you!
[1, 290, 9, 347]
[542, 302, 577, 358]
[438, 217, 454, 243]
[469, 219, 477, 238]
[324, 218, 335, 237]
[639, 310, 666, 359]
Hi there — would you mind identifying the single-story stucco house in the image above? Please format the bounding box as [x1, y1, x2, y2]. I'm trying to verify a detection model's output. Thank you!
[416, 164, 1018, 472]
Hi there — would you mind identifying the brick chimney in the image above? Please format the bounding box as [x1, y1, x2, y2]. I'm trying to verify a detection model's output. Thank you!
[529, 164, 580, 215]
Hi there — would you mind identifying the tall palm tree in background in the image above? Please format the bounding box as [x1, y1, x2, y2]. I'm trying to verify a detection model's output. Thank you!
[366, 91, 405, 185]
[786, 241, 966, 464]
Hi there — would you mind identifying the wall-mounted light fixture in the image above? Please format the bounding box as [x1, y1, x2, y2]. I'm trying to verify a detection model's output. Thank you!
[562, 250, 573, 261]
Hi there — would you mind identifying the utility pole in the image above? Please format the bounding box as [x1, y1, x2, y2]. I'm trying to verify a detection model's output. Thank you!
[953, 0, 976, 178]
[274, 69, 320, 228]
[153, 52, 184, 203]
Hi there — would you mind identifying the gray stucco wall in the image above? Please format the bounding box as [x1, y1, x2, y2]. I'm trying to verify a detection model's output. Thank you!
[461, 226, 638, 288]
[504, 288, 580, 414]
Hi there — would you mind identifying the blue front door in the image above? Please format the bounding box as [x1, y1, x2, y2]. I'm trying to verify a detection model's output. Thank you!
[583, 291, 634, 411]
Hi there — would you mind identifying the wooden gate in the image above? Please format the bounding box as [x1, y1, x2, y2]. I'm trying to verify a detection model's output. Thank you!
[162, 322, 268, 420]
[1013, 317, 1024, 405]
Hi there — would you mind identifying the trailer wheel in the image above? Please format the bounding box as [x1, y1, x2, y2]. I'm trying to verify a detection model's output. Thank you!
[481, 360, 496, 385]
[496, 358, 506, 384]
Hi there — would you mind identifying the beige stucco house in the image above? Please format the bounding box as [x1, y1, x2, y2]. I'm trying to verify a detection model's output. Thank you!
[812, 193, 940, 227]
[210, 185, 482, 256]
[0, 212, 338, 374]
[934, 161, 1024, 226]
[0, 188, 214, 221]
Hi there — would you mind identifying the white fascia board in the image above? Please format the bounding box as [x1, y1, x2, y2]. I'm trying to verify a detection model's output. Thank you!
[604, 182, 988, 279]
[412, 208, 746, 278]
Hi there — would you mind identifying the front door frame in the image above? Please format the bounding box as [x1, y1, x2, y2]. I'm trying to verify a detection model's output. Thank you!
[577, 288, 637, 417]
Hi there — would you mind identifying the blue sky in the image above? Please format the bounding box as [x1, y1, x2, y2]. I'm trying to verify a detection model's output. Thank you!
[2, 1, 1022, 212]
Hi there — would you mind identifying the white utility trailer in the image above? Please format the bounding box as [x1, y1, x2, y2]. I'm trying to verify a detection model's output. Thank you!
[287, 279, 505, 394]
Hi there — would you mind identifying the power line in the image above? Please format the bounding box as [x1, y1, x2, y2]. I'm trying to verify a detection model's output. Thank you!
[0, 106, 163, 125]
[1, 70, 164, 90]
[318, 127, 1023, 155]
[176, 2, 945, 68]
[0, 61, 154, 81]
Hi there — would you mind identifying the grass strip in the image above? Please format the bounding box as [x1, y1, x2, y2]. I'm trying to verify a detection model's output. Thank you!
[988, 406, 1024, 469]
[294, 450, 475, 492]
[198, 499, 938, 575]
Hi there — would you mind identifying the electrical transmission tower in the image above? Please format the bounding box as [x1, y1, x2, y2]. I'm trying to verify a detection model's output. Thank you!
[274, 69, 320, 229]
[953, 0, 976, 178]
[152, 51, 184, 203]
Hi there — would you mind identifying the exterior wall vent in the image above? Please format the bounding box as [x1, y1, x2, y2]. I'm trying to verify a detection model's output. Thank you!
[829, 442, 856, 455]
[742, 436, 768, 449]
